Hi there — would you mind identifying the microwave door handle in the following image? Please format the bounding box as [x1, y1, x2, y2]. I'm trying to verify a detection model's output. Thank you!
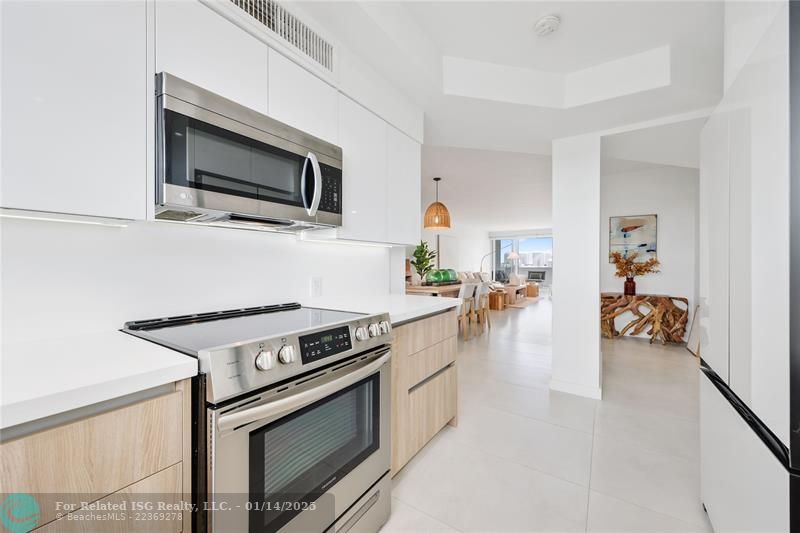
[309, 152, 322, 216]
[300, 152, 322, 217]
[216, 351, 390, 434]
[301, 155, 310, 211]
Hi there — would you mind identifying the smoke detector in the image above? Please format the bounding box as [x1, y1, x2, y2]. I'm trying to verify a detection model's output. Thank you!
[534, 14, 561, 37]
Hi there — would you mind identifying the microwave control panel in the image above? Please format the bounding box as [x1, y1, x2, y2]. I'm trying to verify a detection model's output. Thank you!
[299, 325, 352, 365]
[318, 166, 342, 214]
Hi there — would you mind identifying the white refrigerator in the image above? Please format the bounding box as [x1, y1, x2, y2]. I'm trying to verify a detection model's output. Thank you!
[698, 1, 798, 530]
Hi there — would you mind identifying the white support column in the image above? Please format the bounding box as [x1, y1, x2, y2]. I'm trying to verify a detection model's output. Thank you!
[550, 134, 602, 399]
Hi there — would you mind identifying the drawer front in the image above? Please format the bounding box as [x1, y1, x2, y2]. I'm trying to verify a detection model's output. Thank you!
[394, 310, 457, 357]
[407, 365, 457, 453]
[406, 336, 457, 388]
[0, 392, 183, 527]
[36, 463, 183, 533]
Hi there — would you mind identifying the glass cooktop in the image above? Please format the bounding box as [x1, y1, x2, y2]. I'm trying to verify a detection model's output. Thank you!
[124, 304, 365, 354]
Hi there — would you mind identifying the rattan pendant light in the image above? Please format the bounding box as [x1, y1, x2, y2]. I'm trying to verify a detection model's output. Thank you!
[423, 177, 451, 230]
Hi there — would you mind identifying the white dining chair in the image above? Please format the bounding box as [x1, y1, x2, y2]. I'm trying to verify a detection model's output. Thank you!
[456, 283, 478, 340]
[474, 282, 491, 332]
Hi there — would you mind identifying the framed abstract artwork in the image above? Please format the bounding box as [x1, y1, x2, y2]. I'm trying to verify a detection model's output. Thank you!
[609, 214, 657, 262]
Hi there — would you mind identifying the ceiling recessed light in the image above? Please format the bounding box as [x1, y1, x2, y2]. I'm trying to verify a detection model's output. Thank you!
[534, 14, 560, 37]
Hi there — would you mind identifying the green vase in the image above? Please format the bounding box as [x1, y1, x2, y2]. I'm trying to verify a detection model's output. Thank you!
[426, 270, 445, 283]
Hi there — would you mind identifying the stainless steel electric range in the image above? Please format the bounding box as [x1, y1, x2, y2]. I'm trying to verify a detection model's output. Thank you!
[123, 303, 392, 533]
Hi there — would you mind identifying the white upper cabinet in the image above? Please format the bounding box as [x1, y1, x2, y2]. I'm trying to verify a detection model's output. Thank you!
[337, 95, 388, 243]
[336, 95, 422, 245]
[267, 49, 338, 144]
[1, 1, 147, 219]
[386, 127, 422, 245]
[155, 0, 269, 114]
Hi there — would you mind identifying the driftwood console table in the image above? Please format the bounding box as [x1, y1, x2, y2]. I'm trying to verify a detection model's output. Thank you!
[601, 292, 689, 344]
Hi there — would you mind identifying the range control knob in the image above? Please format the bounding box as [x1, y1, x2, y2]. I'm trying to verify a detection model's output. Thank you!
[379, 320, 390, 335]
[255, 350, 275, 371]
[278, 345, 296, 364]
[368, 323, 380, 337]
[355, 326, 369, 341]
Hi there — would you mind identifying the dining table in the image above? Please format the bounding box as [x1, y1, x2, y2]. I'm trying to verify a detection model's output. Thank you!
[405, 284, 462, 297]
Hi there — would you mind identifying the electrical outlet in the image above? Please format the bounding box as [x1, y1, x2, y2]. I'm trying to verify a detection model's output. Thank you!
[310, 277, 323, 298]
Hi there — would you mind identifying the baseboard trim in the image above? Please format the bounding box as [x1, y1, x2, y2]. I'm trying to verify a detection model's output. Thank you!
[549, 379, 602, 399]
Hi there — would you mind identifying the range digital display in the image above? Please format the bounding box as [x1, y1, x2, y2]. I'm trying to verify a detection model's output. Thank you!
[299, 325, 352, 364]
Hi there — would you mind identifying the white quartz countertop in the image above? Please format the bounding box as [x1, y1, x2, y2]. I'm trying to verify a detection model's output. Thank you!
[303, 294, 460, 325]
[1, 331, 197, 430]
[0, 295, 455, 430]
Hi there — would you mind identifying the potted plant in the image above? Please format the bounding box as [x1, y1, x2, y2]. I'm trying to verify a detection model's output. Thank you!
[411, 241, 436, 282]
[609, 251, 660, 296]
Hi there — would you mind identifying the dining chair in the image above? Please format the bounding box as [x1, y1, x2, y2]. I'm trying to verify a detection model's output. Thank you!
[474, 282, 491, 332]
[456, 283, 477, 340]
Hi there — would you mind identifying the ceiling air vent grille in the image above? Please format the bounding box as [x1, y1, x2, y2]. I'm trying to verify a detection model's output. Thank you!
[230, 0, 333, 71]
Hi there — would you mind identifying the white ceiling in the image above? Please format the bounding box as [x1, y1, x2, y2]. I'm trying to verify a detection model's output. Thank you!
[406, 1, 719, 73]
[297, 1, 723, 155]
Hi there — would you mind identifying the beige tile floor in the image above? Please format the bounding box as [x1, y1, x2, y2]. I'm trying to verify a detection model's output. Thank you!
[383, 297, 713, 532]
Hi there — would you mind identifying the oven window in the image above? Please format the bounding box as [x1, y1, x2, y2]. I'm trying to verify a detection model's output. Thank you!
[164, 109, 305, 206]
[249, 374, 380, 533]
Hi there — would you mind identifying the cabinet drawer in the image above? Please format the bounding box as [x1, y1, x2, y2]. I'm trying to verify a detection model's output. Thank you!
[407, 364, 457, 453]
[394, 310, 457, 357]
[0, 392, 183, 528]
[36, 464, 183, 533]
[406, 337, 457, 388]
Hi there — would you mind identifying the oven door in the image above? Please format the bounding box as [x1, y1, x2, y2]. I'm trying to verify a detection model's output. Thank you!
[209, 349, 391, 533]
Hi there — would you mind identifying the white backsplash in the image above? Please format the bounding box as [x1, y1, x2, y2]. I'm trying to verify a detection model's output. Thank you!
[0, 218, 391, 346]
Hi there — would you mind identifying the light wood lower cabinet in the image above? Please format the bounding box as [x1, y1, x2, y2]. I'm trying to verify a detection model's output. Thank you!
[36, 464, 183, 533]
[393, 309, 457, 357]
[391, 310, 458, 474]
[406, 337, 457, 388]
[406, 364, 457, 456]
[0, 380, 191, 531]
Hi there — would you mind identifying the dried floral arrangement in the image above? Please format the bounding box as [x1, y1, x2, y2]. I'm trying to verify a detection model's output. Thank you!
[609, 251, 660, 279]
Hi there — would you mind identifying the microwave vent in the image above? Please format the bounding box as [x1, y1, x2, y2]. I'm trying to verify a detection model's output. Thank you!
[230, 0, 333, 72]
[226, 213, 294, 227]
[156, 209, 206, 222]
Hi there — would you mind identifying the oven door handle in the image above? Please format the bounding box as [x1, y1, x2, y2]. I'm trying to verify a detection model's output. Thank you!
[217, 351, 390, 434]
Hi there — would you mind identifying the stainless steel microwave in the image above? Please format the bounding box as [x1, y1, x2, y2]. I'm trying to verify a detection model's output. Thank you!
[155, 73, 342, 231]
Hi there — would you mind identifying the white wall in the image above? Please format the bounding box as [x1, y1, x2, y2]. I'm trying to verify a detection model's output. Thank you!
[723, 0, 785, 91]
[0, 219, 391, 346]
[551, 134, 602, 399]
[420, 231, 490, 273]
[420, 146, 552, 235]
[600, 164, 699, 339]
